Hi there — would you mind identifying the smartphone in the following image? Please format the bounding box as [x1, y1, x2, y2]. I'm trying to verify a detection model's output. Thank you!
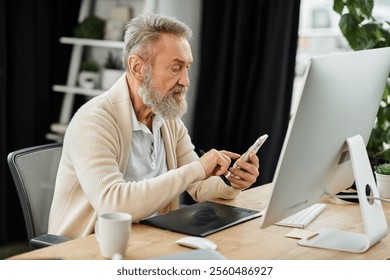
[231, 134, 268, 171]
[241, 134, 268, 162]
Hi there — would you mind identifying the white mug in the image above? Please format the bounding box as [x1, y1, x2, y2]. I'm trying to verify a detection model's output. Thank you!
[95, 212, 132, 258]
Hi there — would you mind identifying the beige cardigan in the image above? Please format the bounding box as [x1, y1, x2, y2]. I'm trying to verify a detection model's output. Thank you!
[48, 74, 240, 239]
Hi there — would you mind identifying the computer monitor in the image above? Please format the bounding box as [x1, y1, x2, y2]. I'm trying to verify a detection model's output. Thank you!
[261, 47, 390, 253]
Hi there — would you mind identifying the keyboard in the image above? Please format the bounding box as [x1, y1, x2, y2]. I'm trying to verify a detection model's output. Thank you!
[275, 203, 326, 228]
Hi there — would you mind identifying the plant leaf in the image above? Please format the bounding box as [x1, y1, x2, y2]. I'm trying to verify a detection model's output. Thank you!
[333, 0, 345, 15]
[344, 0, 365, 23]
[339, 14, 365, 49]
[354, 0, 374, 18]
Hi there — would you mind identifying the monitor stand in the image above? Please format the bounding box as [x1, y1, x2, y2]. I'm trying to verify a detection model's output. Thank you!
[298, 134, 388, 253]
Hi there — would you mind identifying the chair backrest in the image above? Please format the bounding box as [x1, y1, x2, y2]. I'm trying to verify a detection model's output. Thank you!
[7, 143, 63, 242]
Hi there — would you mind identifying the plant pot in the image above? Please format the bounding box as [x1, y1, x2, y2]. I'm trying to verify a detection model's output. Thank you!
[374, 172, 390, 198]
[78, 71, 99, 89]
[101, 68, 123, 90]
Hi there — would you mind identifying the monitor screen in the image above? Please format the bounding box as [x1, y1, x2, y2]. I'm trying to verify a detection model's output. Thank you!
[260, 47, 390, 252]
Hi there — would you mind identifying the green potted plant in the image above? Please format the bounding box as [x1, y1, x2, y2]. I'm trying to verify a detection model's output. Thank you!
[101, 52, 123, 90]
[74, 16, 105, 39]
[78, 60, 100, 89]
[333, 0, 390, 161]
[374, 162, 390, 198]
[374, 162, 390, 175]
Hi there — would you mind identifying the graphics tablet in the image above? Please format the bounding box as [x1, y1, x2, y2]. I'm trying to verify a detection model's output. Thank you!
[140, 201, 261, 237]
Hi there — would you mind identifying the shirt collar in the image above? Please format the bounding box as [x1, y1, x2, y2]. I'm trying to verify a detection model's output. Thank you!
[130, 103, 164, 133]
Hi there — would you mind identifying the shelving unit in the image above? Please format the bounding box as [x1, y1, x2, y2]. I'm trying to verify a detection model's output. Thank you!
[46, 0, 127, 142]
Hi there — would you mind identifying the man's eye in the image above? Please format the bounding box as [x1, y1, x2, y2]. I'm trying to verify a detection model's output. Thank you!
[172, 66, 181, 72]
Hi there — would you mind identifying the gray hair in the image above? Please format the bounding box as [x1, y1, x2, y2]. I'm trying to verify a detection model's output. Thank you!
[122, 14, 193, 71]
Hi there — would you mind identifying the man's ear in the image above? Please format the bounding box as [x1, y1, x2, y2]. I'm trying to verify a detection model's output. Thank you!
[128, 55, 144, 81]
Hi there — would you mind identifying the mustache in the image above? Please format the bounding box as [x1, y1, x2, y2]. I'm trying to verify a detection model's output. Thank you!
[170, 85, 187, 95]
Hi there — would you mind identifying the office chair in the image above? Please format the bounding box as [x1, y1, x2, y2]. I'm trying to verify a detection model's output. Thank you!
[7, 143, 71, 249]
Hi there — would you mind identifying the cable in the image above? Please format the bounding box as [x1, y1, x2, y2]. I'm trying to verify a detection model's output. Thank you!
[327, 193, 390, 204]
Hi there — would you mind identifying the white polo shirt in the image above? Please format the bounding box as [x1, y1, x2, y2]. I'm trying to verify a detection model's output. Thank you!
[124, 105, 168, 182]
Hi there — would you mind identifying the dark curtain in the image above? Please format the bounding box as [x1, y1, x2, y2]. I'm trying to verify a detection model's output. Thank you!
[0, 0, 80, 243]
[192, 0, 300, 186]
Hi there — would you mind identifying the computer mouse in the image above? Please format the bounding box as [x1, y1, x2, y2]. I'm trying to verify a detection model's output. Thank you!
[176, 236, 217, 250]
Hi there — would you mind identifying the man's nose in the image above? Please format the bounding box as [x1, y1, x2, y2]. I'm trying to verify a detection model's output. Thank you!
[178, 69, 190, 87]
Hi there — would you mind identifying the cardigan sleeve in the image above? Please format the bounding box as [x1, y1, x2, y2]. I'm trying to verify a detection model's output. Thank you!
[169, 119, 241, 202]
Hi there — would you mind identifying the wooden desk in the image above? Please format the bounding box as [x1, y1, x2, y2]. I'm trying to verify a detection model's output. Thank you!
[8, 184, 390, 260]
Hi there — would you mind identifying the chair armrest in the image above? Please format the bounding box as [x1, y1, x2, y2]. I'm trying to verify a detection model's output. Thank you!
[30, 234, 72, 249]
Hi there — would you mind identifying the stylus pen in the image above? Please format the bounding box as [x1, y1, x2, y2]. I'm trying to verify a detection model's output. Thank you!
[199, 149, 231, 186]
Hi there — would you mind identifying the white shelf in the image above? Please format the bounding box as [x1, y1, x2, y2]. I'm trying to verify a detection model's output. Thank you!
[60, 37, 125, 49]
[53, 85, 104, 97]
[50, 123, 68, 134]
[45, 132, 64, 142]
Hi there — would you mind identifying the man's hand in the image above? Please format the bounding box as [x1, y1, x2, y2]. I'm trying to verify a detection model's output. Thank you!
[198, 150, 260, 190]
[198, 149, 236, 178]
[228, 153, 260, 190]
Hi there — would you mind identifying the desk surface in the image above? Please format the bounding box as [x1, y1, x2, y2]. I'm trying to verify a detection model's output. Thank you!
[9, 184, 390, 260]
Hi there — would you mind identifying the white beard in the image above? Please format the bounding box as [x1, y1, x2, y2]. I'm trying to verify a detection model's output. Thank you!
[138, 69, 188, 120]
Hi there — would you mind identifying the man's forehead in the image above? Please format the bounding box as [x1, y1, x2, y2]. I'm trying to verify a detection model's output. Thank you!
[153, 33, 193, 63]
